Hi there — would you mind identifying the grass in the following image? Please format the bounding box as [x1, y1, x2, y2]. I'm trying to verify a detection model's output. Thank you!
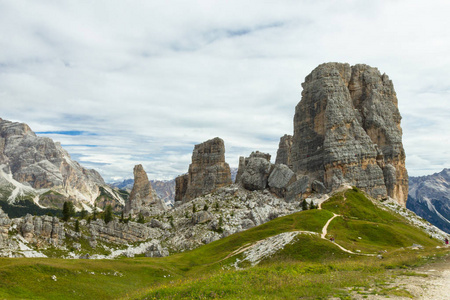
[0, 188, 448, 299]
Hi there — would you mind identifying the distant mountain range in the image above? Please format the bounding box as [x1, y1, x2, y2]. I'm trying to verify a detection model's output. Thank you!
[407, 168, 450, 233]
[0, 118, 125, 215]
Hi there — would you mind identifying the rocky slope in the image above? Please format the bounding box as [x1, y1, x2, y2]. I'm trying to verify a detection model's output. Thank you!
[407, 168, 450, 233]
[124, 164, 168, 217]
[0, 118, 124, 212]
[175, 137, 232, 205]
[281, 63, 408, 205]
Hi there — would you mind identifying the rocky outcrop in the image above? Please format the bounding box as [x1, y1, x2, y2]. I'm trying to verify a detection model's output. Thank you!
[236, 152, 300, 199]
[175, 138, 232, 204]
[20, 214, 65, 246]
[0, 208, 11, 248]
[0, 118, 125, 210]
[236, 152, 272, 191]
[275, 134, 293, 168]
[407, 169, 450, 233]
[124, 165, 167, 217]
[289, 63, 408, 205]
[89, 219, 162, 244]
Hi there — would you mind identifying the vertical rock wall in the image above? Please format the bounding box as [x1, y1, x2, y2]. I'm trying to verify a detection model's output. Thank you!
[175, 137, 232, 204]
[290, 63, 408, 205]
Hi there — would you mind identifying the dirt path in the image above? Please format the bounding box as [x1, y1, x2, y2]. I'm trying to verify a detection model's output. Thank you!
[351, 252, 450, 299]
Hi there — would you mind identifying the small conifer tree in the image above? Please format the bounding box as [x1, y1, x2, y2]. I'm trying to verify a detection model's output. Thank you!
[103, 205, 113, 224]
[75, 219, 80, 232]
[62, 201, 75, 221]
[301, 199, 308, 211]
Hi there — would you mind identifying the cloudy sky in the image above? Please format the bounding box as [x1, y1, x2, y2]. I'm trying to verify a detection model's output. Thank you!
[1, 0, 449, 181]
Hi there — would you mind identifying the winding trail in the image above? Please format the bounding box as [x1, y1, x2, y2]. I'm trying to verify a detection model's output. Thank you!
[220, 192, 375, 265]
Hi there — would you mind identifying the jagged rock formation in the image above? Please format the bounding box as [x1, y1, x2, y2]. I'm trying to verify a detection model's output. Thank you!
[407, 169, 450, 233]
[0, 208, 11, 248]
[236, 151, 298, 199]
[236, 151, 272, 191]
[124, 165, 167, 217]
[275, 134, 293, 168]
[284, 63, 408, 205]
[0, 118, 124, 210]
[175, 138, 232, 205]
[20, 214, 65, 246]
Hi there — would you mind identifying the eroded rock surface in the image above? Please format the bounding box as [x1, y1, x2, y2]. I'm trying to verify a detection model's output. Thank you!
[175, 138, 232, 204]
[0, 118, 124, 209]
[289, 63, 408, 205]
[124, 164, 167, 217]
[275, 134, 293, 168]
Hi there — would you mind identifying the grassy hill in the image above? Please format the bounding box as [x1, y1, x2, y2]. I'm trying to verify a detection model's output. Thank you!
[0, 188, 448, 299]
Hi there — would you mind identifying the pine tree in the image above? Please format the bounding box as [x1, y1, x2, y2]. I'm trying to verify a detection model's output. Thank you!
[80, 208, 87, 219]
[137, 213, 145, 224]
[62, 201, 75, 221]
[120, 211, 124, 223]
[192, 203, 197, 213]
[301, 199, 308, 211]
[203, 204, 209, 211]
[75, 219, 80, 232]
[93, 204, 98, 220]
[104, 205, 113, 224]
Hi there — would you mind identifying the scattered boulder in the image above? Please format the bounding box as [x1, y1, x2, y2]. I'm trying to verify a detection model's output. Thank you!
[192, 211, 213, 225]
[311, 180, 326, 194]
[285, 175, 310, 202]
[145, 241, 169, 257]
[268, 164, 296, 197]
[237, 151, 272, 191]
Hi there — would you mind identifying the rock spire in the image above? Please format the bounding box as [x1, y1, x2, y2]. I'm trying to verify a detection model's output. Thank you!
[175, 137, 232, 204]
[124, 164, 167, 216]
[287, 63, 408, 205]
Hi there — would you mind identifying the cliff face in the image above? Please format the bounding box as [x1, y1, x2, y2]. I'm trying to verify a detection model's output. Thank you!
[175, 137, 232, 204]
[0, 118, 124, 210]
[124, 164, 167, 216]
[275, 134, 293, 168]
[289, 63, 408, 205]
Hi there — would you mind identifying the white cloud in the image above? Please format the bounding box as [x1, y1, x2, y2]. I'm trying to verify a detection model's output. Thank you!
[1, 0, 450, 181]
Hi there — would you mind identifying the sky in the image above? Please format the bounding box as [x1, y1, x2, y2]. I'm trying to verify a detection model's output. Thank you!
[1, 0, 449, 181]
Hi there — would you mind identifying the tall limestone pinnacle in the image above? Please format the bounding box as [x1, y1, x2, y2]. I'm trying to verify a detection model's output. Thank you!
[175, 137, 232, 204]
[288, 63, 408, 205]
[124, 164, 167, 216]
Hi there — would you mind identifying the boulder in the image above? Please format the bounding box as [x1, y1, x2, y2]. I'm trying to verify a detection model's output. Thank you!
[268, 164, 296, 197]
[237, 151, 272, 191]
[192, 211, 213, 225]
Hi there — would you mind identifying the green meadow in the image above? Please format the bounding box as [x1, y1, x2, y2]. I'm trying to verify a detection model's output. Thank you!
[0, 188, 448, 299]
